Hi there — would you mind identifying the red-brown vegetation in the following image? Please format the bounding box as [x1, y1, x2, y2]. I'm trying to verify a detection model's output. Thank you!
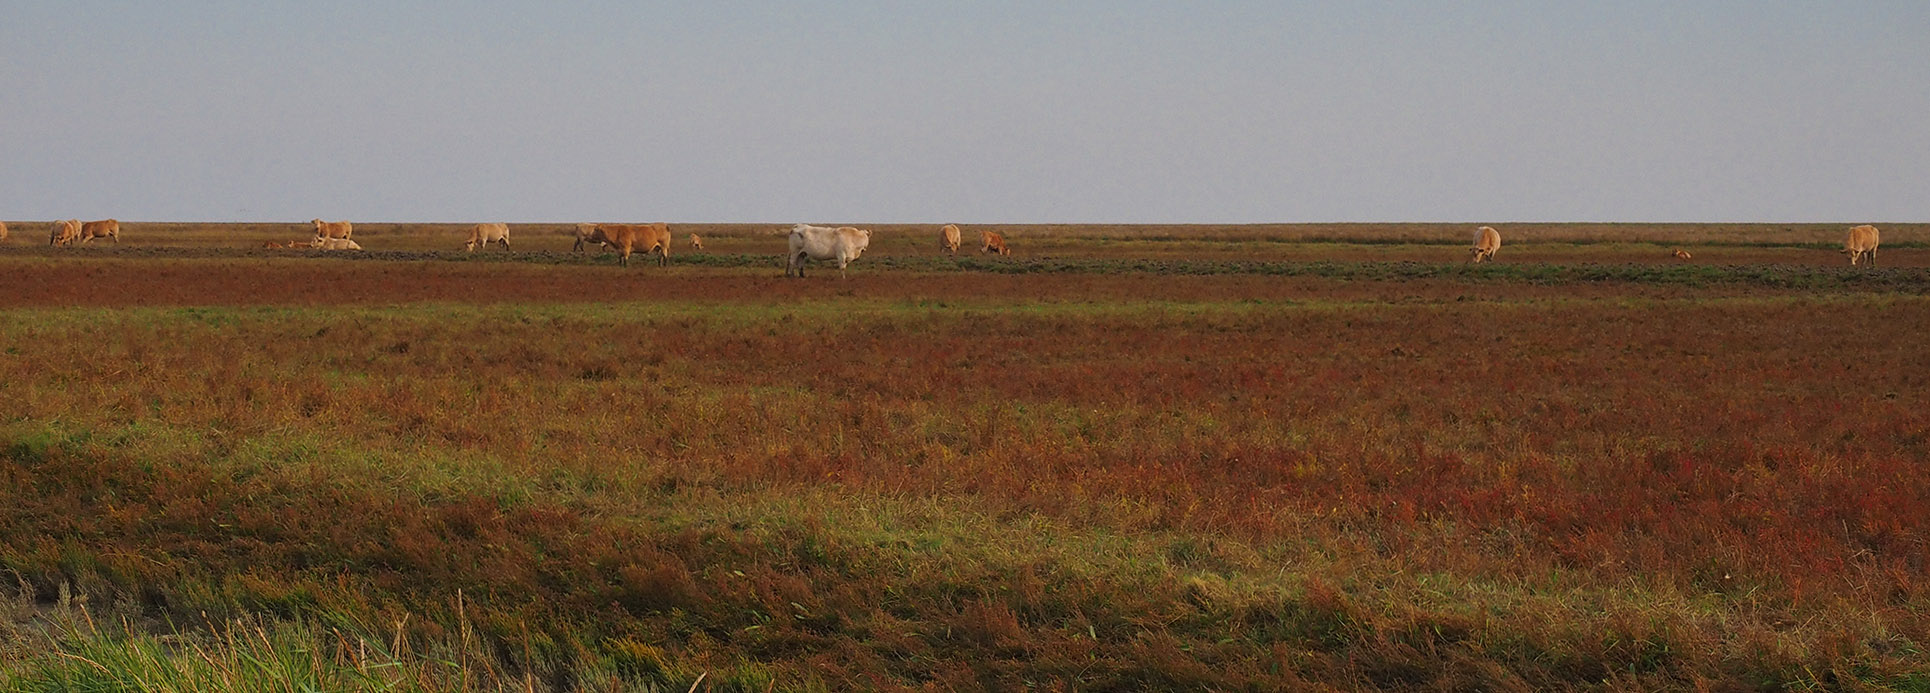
[1, 232, 1927, 689]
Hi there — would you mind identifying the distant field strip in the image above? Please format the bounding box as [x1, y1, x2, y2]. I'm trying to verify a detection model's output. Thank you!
[4, 249, 1929, 291]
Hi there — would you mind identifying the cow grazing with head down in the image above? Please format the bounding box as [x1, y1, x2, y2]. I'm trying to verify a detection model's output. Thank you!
[311, 219, 353, 242]
[1672, 249, 1693, 260]
[585, 223, 671, 266]
[786, 223, 871, 278]
[1842, 225, 1880, 267]
[49, 219, 81, 247]
[980, 230, 1010, 256]
[1469, 226, 1501, 263]
[78, 219, 119, 244]
[464, 223, 511, 252]
[940, 224, 962, 254]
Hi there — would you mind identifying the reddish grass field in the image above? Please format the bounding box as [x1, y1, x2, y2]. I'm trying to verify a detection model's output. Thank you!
[1, 224, 1927, 691]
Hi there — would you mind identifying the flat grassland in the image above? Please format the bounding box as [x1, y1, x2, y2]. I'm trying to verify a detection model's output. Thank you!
[1, 223, 1927, 691]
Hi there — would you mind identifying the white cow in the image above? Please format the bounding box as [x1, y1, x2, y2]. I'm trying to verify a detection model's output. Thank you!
[786, 223, 871, 278]
[316, 237, 363, 250]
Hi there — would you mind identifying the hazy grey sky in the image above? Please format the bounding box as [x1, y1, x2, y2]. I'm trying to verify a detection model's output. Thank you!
[3, 2, 1925, 223]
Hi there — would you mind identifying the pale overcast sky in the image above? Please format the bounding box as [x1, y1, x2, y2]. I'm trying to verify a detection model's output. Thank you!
[3, 2, 1925, 223]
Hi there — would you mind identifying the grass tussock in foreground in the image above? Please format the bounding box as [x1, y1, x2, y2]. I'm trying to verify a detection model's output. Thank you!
[2, 281, 1929, 690]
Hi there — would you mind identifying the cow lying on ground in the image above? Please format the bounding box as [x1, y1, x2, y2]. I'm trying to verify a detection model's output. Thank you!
[584, 223, 671, 266]
[1469, 226, 1501, 263]
[49, 219, 80, 247]
[1842, 224, 1880, 267]
[317, 237, 363, 250]
[465, 223, 511, 252]
[786, 223, 871, 278]
[1672, 249, 1693, 260]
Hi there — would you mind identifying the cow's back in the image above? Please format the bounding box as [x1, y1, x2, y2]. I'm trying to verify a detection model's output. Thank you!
[1474, 226, 1501, 250]
[1848, 225, 1880, 251]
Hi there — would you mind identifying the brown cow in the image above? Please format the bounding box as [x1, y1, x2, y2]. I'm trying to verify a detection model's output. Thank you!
[311, 219, 353, 241]
[263, 241, 284, 249]
[78, 219, 120, 244]
[1841, 224, 1880, 267]
[1672, 249, 1693, 260]
[980, 229, 1011, 256]
[1469, 226, 1501, 263]
[464, 223, 511, 252]
[0, 220, 8, 242]
[940, 224, 962, 254]
[49, 219, 80, 247]
[689, 233, 704, 251]
[586, 222, 671, 266]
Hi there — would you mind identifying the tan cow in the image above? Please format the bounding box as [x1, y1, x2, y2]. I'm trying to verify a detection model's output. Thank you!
[78, 219, 120, 244]
[1842, 225, 1880, 267]
[1469, 226, 1501, 263]
[263, 241, 284, 249]
[940, 224, 962, 254]
[572, 223, 611, 252]
[1672, 249, 1693, 260]
[585, 223, 671, 266]
[284, 240, 318, 249]
[464, 223, 511, 252]
[980, 230, 1011, 256]
[689, 233, 704, 251]
[49, 219, 81, 247]
[316, 237, 363, 250]
[0, 220, 8, 242]
[311, 219, 353, 241]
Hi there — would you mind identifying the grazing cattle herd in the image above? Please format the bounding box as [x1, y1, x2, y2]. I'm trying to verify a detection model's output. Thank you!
[1, 220, 1904, 275]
